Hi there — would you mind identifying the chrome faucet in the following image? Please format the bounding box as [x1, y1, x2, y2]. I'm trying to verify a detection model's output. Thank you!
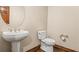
[8, 28, 17, 32]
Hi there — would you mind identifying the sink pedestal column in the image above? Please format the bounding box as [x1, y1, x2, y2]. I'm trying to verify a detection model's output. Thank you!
[11, 41, 21, 52]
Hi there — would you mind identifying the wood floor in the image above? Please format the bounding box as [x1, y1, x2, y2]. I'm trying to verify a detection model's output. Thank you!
[36, 47, 65, 52]
[53, 47, 65, 52]
[27, 45, 76, 52]
[27, 46, 66, 52]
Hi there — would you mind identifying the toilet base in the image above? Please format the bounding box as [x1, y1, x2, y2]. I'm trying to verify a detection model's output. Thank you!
[40, 42, 53, 52]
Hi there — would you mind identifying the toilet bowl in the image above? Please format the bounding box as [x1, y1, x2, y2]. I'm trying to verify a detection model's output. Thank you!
[37, 31, 55, 52]
[42, 38, 55, 45]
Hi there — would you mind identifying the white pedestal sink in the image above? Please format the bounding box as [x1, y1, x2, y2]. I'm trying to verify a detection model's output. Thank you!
[2, 31, 29, 52]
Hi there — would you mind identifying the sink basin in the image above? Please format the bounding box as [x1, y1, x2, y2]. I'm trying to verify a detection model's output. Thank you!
[2, 31, 29, 42]
[2, 31, 29, 52]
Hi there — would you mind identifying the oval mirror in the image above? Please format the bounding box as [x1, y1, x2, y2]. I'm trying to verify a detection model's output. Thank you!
[0, 6, 25, 29]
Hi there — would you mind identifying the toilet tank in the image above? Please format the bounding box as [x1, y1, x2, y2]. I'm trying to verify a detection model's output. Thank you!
[37, 31, 47, 40]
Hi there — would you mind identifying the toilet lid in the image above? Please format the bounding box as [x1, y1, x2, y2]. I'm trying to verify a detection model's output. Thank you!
[42, 38, 55, 43]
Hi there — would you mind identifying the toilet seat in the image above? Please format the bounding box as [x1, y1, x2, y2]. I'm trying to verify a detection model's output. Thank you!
[41, 38, 55, 45]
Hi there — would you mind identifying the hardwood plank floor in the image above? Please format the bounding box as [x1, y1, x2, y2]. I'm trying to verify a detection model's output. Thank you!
[27, 45, 76, 52]
[53, 47, 65, 52]
[36, 47, 65, 52]
[27, 47, 68, 52]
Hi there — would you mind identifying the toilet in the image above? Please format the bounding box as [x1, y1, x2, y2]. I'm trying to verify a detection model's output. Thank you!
[37, 31, 55, 52]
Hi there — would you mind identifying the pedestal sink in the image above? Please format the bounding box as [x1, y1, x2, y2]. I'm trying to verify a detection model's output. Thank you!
[2, 31, 29, 52]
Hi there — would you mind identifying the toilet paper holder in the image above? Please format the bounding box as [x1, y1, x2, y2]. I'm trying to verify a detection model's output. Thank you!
[60, 34, 69, 42]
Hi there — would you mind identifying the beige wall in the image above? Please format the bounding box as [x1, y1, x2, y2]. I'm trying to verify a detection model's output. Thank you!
[0, 14, 11, 52]
[47, 6, 79, 51]
[21, 6, 48, 51]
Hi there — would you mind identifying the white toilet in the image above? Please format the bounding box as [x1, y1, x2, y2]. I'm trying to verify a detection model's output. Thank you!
[37, 31, 55, 52]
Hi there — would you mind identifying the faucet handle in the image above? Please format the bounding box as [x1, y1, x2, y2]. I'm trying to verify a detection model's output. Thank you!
[8, 28, 13, 32]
